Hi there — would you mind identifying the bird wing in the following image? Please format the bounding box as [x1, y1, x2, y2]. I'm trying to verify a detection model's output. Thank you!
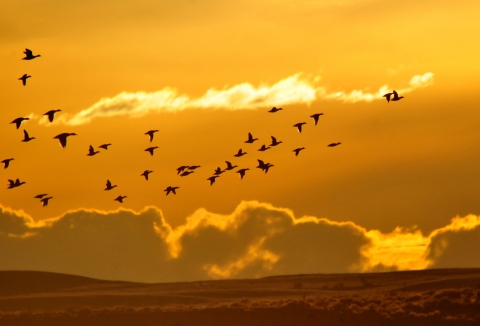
[25, 49, 32, 56]
[23, 130, 29, 138]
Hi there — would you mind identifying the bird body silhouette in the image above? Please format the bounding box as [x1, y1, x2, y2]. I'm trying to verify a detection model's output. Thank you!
[145, 130, 159, 142]
[270, 136, 282, 146]
[391, 90, 404, 101]
[44, 110, 61, 122]
[7, 178, 25, 189]
[98, 143, 111, 150]
[104, 180, 117, 190]
[164, 186, 179, 196]
[11, 117, 29, 129]
[293, 122, 307, 133]
[213, 167, 224, 175]
[180, 170, 194, 177]
[328, 142, 342, 147]
[234, 149, 247, 157]
[87, 145, 100, 156]
[141, 170, 153, 180]
[293, 147, 305, 156]
[207, 176, 219, 185]
[114, 195, 127, 203]
[258, 144, 270, 151]
[34, 194, 47, 199]
[22, 130, 35, 142]
[268, 107, 283, 113]
[177, 166, 189, 174]
[40, 197, 52, 207]
[236, 168, 250, 179]
[188, 165, 201, 170]
[54, 133, 77, 148]
[18, 74, 31, 86]
[1, 158, 14, 169]
[245, 133, 258, 143]
[22, 48, 41, 60]
[224, 161, 238, 171]
[310, 113, 324, 126]
[145, 146, 159, 156]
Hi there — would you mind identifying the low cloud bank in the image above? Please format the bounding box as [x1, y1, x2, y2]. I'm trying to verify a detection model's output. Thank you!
[46, 72, 434, 125]
[0, 201, 478, 283]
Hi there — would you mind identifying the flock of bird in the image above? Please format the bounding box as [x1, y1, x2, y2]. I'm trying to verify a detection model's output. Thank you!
[4, 48, 404, 207]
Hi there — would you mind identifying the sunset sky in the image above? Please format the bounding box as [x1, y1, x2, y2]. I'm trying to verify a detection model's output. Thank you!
[1, 0, 480, 282]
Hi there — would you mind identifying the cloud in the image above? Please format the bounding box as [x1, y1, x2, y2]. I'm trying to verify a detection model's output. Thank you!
[46, 72, 434, 125]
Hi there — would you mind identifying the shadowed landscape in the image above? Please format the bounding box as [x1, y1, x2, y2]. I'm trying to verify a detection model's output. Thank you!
[1, 269, 479, 325]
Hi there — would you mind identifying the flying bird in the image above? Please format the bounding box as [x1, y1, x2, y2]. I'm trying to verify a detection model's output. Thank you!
[18, 74, 31, 86]
[11, 117, 29, 129]
[328, 142, 342, 147]
[7, 178, 25, 189]
[1, 158, 14, 169]
[234, 149, 247, 157]
[34, 194, 48, 199]
[263, 163, 274, 174]
[145, 130, 159, 142]
[54, 133, 77, 148]
[40, 197, 53, 207]
[22, 48, 41, 60]
[236, 168, 250, 179]
[310, 113, 324, 126]
[245, 133, 258, 144]
[87, 145, 100, 156]
[43, 110, 61, 123]
[176, 166, 189, 174]
[207, 176, 219, 186]
[256, 159, 268, 170]
[391, 90, 404, 102]
[180, 170, 194, 177]
[22, 130, 35, 142]
[268, 107, 283, 113]
[258, 144, 270, 152]
[213, 167, 224, 175]
[104, 180, 117, 190]
[224, 161, 238, 171]
[140, 170, 153, 180]
[98, 143, 111, 150]
[293, 122, 307, 133]
[164, 186, 179, 196]
[144, 146, 159, 156]
[114, 195, 127, 203]
[293, 147, 305, 156]
[188, 165, 201, 170]
[269, 136, 282, 147]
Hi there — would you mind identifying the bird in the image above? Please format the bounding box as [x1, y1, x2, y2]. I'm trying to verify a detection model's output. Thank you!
[213, 167, 224, 175]
[234, 149, 247, 157]
[22, 130, 35, 142]
[87, 145, 100, 156]
[207, 176, 219, 186]
[54, 133, 77, 148]
[180, 170, 194, 177]
[1, 158, 14, 169]
[43, 110, 61, 123]
[114, 195, 127, 203]
[328, 142, 342, 147]
[140, 170, 153, 180]
[383, 92, 394, 103]
[145, 130, 159, 142]
[263, 163, 274, 174]
[164, 186, 179, 196]
[245, 133, 259, 144]
[258, 144, 270, 151]
[188, 165, 201, 170]
[224, 161, 238, 171]
[236, 168, 250, 179]
[293, 122, 307, 133]
[18, 74, 31, 86]
[145, 146, 159, 156]
[293, 147, 305, 156]
[270, 136, 282, 146]
[268, 107, 283, 113]
[391, 90, 404, 102]
[22, 48, 41, 60]
[34, 194, 48, 199]
[104, 180, 117, 190]
[310, 113, 324, 126]
[40, 197, 52, 207]
[11, 117, 29, 129]
[256, 159, 268, 170]
[176, 166, 189, 174]
[7, 178, 25, 189]
[98, 143, 111, 150]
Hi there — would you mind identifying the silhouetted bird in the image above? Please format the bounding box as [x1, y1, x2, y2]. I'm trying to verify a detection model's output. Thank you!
[114, 195, 127, 203]
[98, 143, 111, 150]
[293, 122, 307, 133]
[18, 74, 31, 86]
[7, 178, 25, 189]
[236, 168, 250, 179]
[43, 110, 61, 122]
[258, 144, 270, 151]
[87, 145, 99, 156]
[141, 170, 153, 180]
[145, 146, 158, 156]
[245, 132, 258, 144]
[22, 130, 35, 142]
[22, 48, 41, 60]
[188, 165, 201, 170]
[34, 194, 47, 199]
[269, 107, 283, 113]
[11, 117, 29, 129]
[54, 133, 77, 148]
[213, 167, 224, 175]
[180, 170, 194, 177]
[224, 161, 238, 171]
[40, 197, 52, 207]
[263, 163, 274, 174]
[234, 149, 247, 157]
[164, 186, 179, 196]
[391, 90, 404, 102]
[1, 158, 14, 169]
[207, 176, 219, 186]
[310, 113, 324, 126]
[383, 92, 394, 103]
[270, 136, 282, 146]
[328, 142, 342, 147]
[256, 160, 273, 173]
[293, 147, 305, 156]
[176, 166, 189, 174]
[145, 130, 159, 142]
[104, 180, 117, 190]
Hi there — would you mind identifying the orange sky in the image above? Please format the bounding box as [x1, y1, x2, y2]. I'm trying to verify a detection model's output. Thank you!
[1, 0, 480, 281]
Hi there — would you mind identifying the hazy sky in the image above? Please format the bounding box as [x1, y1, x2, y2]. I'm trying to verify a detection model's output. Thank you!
[1, 0, 479, 282]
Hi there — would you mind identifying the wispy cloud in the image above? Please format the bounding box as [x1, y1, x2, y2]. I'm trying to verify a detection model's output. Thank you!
[47, 72, 434, 125]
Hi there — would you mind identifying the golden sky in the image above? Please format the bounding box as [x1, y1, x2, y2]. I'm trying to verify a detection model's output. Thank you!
[1, 0, 480, 282]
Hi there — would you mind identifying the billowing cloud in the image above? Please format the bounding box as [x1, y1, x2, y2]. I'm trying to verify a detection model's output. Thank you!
[46, 72, 434, 125]
[1, 202, 475, 283]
